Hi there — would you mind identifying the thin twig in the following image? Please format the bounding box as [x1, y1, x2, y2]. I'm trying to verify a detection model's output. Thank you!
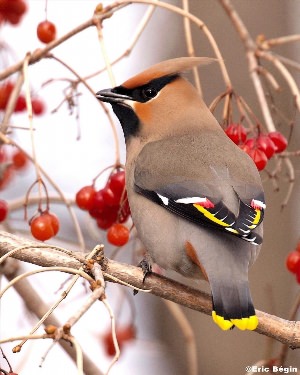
[271, 53, 300, 72]
[280, 157, 295, 210]
[0, 266, 94, 298]
[182, 0, 202, 94]
[257, 65, 281, 91]
[219, 0, 276, 132]
[258, 50, 300, 112]
[95, 19, 116, 87]
[82, 4, 156, 82]
[0, 72, 24, 134]
[110, 0, 232, 88]
[0, 18, 97, 81]
[102, 297, 120, 375]
[0, 130, 86, 250]
[260, 34, 300, 49]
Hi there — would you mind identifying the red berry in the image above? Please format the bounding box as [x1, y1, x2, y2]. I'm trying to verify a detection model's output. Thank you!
[30, 211, 60, 241]
[225, 124, 247, 145]
[5, 11, 21, 25]
[37, 20, 56, 43]
[286, 251, 300, 274]
[96, 207, 118, 229]
[12, 149, 28, 169]
[0, 81, 14, 110]
[256, 134, 276, 159]
[0, 164, 14, 190]
[32, 98, 45, 115]
[76, 185, 96, 211]
[108, 170, 125, 198]
[103, 331, 116, 357]
[268, 131, 288, 153]
[0, 199, 8, 221]
[244, 138, 256, 149]
[107, 223, 130, 246]
[88, 189, 107, 218]
[247, 148, 268, 171]
[103, 325, 135, 357]
[15, 94, 26, 112]
[102, 186, 120, 206]
[239, 143, 252, 153]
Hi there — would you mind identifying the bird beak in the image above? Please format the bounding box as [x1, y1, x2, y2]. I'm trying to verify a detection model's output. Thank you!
[96, 88, 133, 104]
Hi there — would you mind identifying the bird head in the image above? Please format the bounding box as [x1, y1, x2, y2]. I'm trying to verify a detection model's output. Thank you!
[96, 57, 217, 142]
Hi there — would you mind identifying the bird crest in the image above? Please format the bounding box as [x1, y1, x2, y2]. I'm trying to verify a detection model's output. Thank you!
[122, 57, 216, 89]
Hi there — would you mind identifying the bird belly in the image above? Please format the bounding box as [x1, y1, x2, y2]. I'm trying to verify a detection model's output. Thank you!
[129, 190, 205, 278]
[128, 187, 261, 277]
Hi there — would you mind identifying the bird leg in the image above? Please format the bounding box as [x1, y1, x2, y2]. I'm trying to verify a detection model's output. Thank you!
[138, 258, 152, 282]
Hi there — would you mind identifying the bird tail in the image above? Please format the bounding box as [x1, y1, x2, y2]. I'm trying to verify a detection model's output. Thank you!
[189, 229, 260, 331]
[210, 277, 258, 330]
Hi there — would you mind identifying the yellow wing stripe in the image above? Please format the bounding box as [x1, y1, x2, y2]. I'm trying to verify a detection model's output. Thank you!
[247, 209, 261, 229]
[252, 209, 261, 225]
[193, 204, 231, 228]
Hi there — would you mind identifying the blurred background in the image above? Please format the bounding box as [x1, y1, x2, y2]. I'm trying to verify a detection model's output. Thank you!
[0, 0, 299, 374]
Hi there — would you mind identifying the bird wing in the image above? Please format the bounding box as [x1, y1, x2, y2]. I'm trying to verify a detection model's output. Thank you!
[134, 181, 264, 245]
[133, 134, 265, 245]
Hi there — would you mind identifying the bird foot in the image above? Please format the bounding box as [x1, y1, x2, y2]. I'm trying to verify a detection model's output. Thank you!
[138, 258, 152, 282]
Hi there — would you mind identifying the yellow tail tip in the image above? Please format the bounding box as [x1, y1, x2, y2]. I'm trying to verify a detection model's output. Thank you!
[212, 311, 233, 330]
[212, 312, 258, 331]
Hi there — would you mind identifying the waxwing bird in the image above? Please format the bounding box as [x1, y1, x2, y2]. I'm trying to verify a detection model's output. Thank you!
[96, 57, 266, 331]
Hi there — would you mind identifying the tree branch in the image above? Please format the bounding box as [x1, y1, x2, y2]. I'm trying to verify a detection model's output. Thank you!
[0, 230, 299, 349]
[1, 259, 102, 375]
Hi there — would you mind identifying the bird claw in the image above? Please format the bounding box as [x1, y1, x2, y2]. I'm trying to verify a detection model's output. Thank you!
[133, 259, 152, 295]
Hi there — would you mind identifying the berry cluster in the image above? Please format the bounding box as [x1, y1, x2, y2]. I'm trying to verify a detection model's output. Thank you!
[225, 124, 288, 171]
[286, 242, 300, 284]
[0, 0, 27, 25]
[0, 81, 46, 115]
[76, 169, 130, 246]
[103, 324, 135, 357]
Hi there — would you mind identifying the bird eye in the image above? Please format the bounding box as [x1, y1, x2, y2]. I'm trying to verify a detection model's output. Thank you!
[142, 87, 158, 99]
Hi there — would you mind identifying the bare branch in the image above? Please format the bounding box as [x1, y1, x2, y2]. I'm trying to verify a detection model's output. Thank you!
[0, 230, 299, 349]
